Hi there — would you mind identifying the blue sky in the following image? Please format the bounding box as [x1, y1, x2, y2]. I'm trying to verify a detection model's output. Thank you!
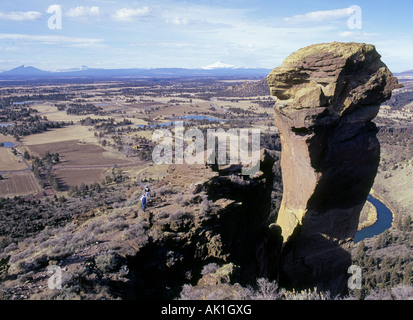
[0, 0, 412, 72]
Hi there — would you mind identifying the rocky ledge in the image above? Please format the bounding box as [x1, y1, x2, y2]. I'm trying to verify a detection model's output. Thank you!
[267, 42, 400, 294]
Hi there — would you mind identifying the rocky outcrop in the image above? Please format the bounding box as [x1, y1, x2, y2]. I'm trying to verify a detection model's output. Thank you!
[125, 149, 283, 299]
[267, 42, 400, 293]
[224, 78, 271, 97]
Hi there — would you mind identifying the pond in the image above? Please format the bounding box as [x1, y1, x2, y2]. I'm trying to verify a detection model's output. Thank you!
[136, 115, 226, 128]
[176, 115, 226, 122]
[354, 195, 393, 243]
[12, 101, 40, 105]
[0, 142, 15, 148]
[136, 121, 189, 128]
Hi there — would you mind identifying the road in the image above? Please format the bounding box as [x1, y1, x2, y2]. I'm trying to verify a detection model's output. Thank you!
[51, 160, 150, 170]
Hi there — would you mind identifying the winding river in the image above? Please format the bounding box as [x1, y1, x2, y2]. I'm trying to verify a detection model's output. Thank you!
[354, 194, 393, 243]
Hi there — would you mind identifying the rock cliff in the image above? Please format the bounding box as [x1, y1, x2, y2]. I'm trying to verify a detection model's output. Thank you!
[267, 42, 400, 293]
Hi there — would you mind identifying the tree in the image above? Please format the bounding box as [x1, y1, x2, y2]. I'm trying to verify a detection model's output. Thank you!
[46, 170, 60, 191]
[79, 182, 88, 195]
[354, 241, 367, 264]
[52, 153, 60, 164]
[23, 150, 31, 160]
[403, 265, 412, 286]
[32, 166, 40, 179]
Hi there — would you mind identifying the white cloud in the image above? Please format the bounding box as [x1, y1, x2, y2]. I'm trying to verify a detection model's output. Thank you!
[0, 11, 42, 21]
[160, 4, 239, 28]
[0, 33, 104, 48]
[338, 31, 379, 38]
[284, 7, 355, 24]
[67, 6, 101, 18]
[165, 17, 190, 25]
[112, 7, 150, 22]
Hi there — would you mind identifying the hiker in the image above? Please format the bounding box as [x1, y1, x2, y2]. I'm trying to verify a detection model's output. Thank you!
[145, 185, 151, 201]
[141, 193, 147, 212]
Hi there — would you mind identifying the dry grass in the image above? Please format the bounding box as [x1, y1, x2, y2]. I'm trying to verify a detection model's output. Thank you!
[358, 200, 378, 231]
[35, 102, 145, 125]
[0, 148, 27, 171]
[129, 131, 153, 140]
[0, 134, 18, 144]
[135, 163, 169, 182]
[22, 125, 97, 146]
[373, 151, 413, 220]
[34, 104, 111, 123]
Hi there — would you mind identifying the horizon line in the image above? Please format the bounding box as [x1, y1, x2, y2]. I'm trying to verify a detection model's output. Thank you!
[0, 64, 276, 73]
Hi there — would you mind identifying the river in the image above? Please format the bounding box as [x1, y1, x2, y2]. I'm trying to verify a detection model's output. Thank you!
[354, 194, 393, 243]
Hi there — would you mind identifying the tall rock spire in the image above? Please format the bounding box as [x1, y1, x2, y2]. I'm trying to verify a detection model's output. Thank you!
[267, 42, 400, 293]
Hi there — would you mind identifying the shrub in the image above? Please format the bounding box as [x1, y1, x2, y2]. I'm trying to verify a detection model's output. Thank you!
[390, 285, 413, 300]
[179, 283, 250, 300]
[121, 221, 149, 248]
[248, 278, 281, 300]
[95, 251, 121, 273]
[199, 198, 214, 217]
[99, 218, 129, 234]
[201, 263, 219, 276]
[154, 211, 169, 221]
[124, 191, 140, 207]
[3, 243, 18, 254]
[282, 287, 331, 300]
[156, 185, 177, 196]
[175, 194, 184, 205]
[169, 210, 194, 232]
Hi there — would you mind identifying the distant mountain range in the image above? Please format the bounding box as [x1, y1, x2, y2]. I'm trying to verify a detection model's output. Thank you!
[1, 65, 51, 76]
[0, 64, 273, 80]
[398, 69, 413, 76]
[3, 64, 411, 81]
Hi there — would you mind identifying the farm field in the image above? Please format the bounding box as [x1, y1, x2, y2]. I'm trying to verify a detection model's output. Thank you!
[52, 168, 107, 189]
[0, 148, 27, 172]
[22, 125, 97, 146]
[27, 139, 133, 167]
[0, 77, 275, 196]
[0, 172, 41, 197]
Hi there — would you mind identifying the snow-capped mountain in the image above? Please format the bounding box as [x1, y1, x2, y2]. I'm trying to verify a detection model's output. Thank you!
[56, 65, 93, 72]
[202, 61, 238, 70]
[1, 65, 50, 76]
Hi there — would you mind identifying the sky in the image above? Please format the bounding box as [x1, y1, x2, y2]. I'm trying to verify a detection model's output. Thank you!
[0, 0, 412, 72]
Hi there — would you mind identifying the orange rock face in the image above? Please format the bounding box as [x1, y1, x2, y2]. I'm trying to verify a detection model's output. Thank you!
[267, 42, 400, 293]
